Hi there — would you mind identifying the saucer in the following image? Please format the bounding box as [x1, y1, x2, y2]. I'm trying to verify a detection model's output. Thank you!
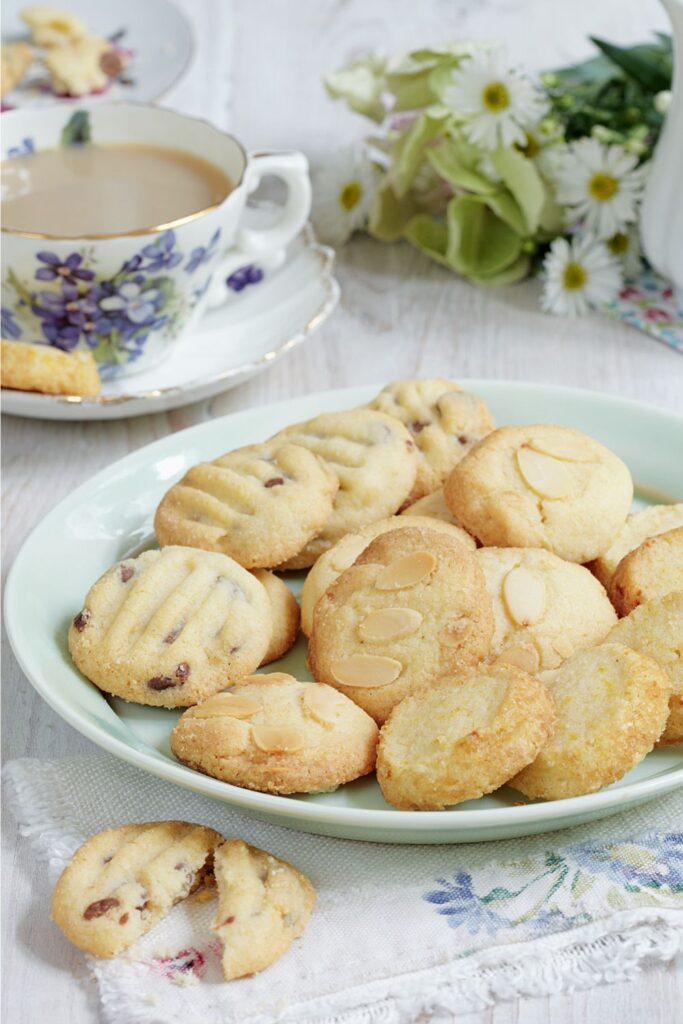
[2, 0, 193, 107]
[1, 212, 339, 421]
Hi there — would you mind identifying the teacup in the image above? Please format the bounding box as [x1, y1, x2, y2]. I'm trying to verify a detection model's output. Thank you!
[1, 102, 311, 378]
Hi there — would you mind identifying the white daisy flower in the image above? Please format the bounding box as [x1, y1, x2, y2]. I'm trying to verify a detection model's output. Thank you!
[606, 225, 643, 280]
[311, 149, 378, 246]
[541, 233, 622, 316]
[443, 48, 547, 151]
[550, 138, 646, 240]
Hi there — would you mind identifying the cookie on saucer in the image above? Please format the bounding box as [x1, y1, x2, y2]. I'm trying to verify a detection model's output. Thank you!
[171, 672, 379, 794]
[444, 425, 633, 563]
[154, 441, 338, 569]
[69, 546, 271, 708]
[377, 665, 555, 810]
[1, 339, 100, 396]
[308, 526, 493, 723]
[51, 821, 221, 958]
[212, 839, 315, 980]
[510, 643, 671, 800]
[477, 547, 617, 673]
[368, 378, 495, 501]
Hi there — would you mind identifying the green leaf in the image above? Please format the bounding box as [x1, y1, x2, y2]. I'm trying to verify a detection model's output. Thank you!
[427, 138, 496, 195]
[390, 111, 448, 198]
[369, 182, 419, 241]
[325, 57, 387, 122]
[469, 252, 530, 286]
[489, 147, 545, 234]
[590, 35, 671, 92]
[390, 71, 441, 112]
[446, 194, 522, 278]
[7, 268, 34, 307]
[484, 191, 527, 237]
[60, 110, 91, 147]
[403, 214, 450, 267]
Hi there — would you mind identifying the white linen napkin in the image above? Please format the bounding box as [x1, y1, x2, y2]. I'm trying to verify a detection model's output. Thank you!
[5, 754, 683, 1024]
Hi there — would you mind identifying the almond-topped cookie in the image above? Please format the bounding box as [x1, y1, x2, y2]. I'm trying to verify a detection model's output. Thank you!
[171, 672, 379, 794]
[300, 513, 475, 636]
[272, 409, 418, 568]
[445, 425, 633, 563]
[477, 547, 617, 672]
[68, 546, 271, 708]
[377, 665, 555, 810]
[400, 486, 470, 528]
[154, 441, 338, 569]
[51, 822, 221, 958]
[308, 526, 493, 723]
[212, 840, 315, 980]
[368, 378, 496, 501]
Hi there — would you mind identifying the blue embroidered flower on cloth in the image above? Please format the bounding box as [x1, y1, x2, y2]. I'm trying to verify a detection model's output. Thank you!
[423, 832, 683, 940]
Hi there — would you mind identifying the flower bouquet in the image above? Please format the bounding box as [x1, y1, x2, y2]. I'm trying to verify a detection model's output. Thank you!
[315, 35, 673, 316]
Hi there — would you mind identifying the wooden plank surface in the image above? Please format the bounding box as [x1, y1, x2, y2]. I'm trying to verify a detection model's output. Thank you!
[2, 1, 682, 1021]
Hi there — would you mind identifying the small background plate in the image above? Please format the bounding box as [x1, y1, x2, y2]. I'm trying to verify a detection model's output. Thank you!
[2, 0, 193, 107]
[5, 382, 683, 843]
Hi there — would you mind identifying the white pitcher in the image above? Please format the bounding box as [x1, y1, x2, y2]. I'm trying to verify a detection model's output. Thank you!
[640, 0, 683, 293]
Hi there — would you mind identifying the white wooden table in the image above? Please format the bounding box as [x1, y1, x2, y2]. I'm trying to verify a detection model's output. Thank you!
[2, 1, 682, 1021]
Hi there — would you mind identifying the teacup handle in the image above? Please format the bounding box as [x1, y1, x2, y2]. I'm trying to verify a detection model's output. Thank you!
[206, 151, 311, 308]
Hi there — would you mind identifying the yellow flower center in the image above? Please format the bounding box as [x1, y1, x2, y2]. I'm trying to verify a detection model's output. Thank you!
[515, 132, 540, 159]
[562, 262, 587, 291]
[339, 181, 362, 211]
[607, 232, 629, 256]
[482, 82, 510, 113]
[588, 173, 618, 202]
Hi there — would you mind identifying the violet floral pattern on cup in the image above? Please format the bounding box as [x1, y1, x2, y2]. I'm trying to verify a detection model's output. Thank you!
[1, 228, 220, 375]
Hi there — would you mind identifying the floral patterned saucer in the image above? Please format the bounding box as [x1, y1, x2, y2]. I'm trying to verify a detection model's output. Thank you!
[1, 215, 339, 421]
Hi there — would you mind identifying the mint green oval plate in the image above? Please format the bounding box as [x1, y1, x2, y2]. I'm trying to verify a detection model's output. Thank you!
[5, 382, 683, 843]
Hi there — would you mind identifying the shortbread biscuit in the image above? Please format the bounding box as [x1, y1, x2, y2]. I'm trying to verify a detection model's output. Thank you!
[171, 673, 379, 794]
[401, 487, 470, 530]
[589, 503, 683, 589]
[377, 666, 555, 810]
[1, 339, 100, 396]
[1, 42, 33, 96]
[607, 591, 683, 744]
[309, 526, 494, 723]
[477, 547, 617, 673]
[154, 442, 338, 569]
[43, 36, 113, 95]
[21, 5, 88, 46]
[212, 839, 315, 980]
[68, 546, 271, 708]
[253, 570, 300, 665]
[273, 409, 418, 567]
[369, 378, 495, 501]
[445, 425, 633, 563]
[609, 527, 683, 616]
[300, 514, 475, 636]
[510, 643, 671, 800]
[51, 821, 221, 958]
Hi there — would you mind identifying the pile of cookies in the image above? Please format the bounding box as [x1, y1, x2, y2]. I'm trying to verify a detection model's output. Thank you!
[51, 821, 315, 976]
[67, 378, 683, 813]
